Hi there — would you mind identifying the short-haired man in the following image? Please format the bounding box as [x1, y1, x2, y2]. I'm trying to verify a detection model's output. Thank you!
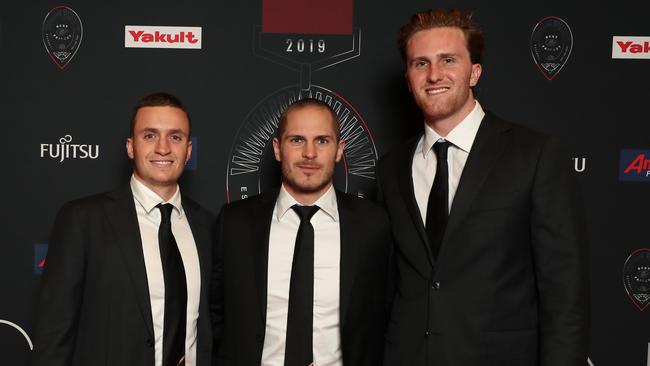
[32, 93, 215, 366]
[211, 98, 391, 366]
[378, 9, 589, 366]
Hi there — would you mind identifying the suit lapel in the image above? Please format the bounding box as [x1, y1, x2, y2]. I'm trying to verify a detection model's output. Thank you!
[104, 185, 154, 339]
[336, 192, 360, 327]
[396, 136, 435, 265]
[253, 189, 279, 324]
[438, 114, 510, 260]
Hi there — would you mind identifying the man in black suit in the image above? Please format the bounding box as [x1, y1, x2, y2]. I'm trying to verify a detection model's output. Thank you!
[32, 93, 214, 366]
[378, 9, 589, 366]
[211, 98, 391, 366]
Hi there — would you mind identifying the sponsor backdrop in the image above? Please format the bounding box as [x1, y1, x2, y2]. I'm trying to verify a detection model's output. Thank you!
[0, 0, 648, 364]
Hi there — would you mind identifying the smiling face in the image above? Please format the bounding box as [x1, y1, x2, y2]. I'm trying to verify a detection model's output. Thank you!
[405, 26, 482, 132]
[126, 106, 192, 200]
[273, 105, 344, 204]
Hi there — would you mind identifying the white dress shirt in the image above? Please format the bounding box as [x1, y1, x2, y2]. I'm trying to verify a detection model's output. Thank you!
[412, 101, 485, 222]
[262, 184, 342, 366]
[130, 176, 201, 366]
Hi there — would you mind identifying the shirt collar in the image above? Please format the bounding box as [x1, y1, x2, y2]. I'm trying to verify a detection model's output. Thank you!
[130, 175, 183, 218]
[421, 100, 485, 158]
[275, 184, 339, 222]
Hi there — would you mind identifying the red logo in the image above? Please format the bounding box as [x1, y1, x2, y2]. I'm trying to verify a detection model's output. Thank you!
[124, 26, 202, 49]
[612, 37, 650, 59]
[128, 30, 198, 44]
[616, 41, 650, 54]
[624, 154, 650, 174]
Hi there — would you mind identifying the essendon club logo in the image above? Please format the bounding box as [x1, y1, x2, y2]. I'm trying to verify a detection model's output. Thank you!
[530, 16, 573, 80]
[34, 244, 48, 275]
[619, 149, 650, 182]
[623, 248, 650, 311]
[42, 6, 83, 69]
[612, 36, 650, 59]
[124, 26, 202, 49]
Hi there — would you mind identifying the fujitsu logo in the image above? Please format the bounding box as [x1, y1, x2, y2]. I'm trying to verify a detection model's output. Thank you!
[572, 157, 586, 173]
[619, 149, 650, 181]
[40, 134, 100, 163]
[125, 26, 202, 49]
[612, 36, 650, 59]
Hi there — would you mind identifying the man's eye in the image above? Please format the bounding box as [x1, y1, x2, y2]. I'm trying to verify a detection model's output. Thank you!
[143, 133, 155, 140]
[317, 138, 329, 144]
[290, 137, 303, 143]
[414, 60, 428, 68]
[443, 57, 455, 64]
[170, 135, 183, 142]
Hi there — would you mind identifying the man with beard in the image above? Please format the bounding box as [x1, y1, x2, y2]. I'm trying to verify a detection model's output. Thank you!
[377, 8, 589, 366]
[211, 98, 391, 366]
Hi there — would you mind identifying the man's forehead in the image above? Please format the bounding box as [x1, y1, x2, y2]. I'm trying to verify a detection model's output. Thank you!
[133, 107, 189, 129]
[407, 27, 468, 50]
[285, 108, 337, 130]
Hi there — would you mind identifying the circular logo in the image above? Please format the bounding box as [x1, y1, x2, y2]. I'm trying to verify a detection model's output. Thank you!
[42, 6, 83, 69]
[226, 85, 377, 202]
[623, 248, 650, 311]
[530, 16, 573, 80]
[0, 319, 33, 350]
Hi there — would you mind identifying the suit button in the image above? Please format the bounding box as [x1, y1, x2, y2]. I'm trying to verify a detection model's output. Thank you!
[146, 339, 153, 347]
[431, 281, 441, 290]
[424, 330, 431, 338]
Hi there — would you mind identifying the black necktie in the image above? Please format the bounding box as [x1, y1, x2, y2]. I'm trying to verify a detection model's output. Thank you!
[284, 204, 320, 366]
[425, 140, 451, 259]
[157, 203, 187, 366]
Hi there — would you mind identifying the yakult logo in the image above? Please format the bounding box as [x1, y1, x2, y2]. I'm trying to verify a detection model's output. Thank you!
[612, 36, 650, 59]
[40, 135, 100, 163]
[125, 26, 202, 49]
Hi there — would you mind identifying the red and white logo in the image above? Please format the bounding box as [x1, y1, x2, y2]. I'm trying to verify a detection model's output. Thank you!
[125, 25, 202, 49]
[612, 36, 650, 59]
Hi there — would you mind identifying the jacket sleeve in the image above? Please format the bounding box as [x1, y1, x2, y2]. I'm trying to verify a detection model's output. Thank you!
[530, 137, 590, 366]
[31, 202, 87, 366]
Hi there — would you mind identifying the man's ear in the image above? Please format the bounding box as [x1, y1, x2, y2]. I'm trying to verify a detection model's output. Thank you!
[469, 63, 482, 87]
[272, 137, 281, 162]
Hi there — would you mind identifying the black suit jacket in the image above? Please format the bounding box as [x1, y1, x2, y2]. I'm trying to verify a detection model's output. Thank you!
[211, 188, 391, 366]
[32, 184, 215, 366]
[378, 113, 589, 366]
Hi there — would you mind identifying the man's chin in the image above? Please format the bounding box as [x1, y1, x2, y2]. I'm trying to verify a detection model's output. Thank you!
[285, 177, 330, 195]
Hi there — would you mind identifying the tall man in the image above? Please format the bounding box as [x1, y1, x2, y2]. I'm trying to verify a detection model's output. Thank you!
[211, 98, 391, 366]
[378, 9, 589, 366]
[32, 93, 215, 366]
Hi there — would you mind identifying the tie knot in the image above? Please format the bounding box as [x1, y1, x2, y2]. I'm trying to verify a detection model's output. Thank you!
[157, 203, 174, 222]
[291, 204, 320, 222]
[432, 140, 451, 159]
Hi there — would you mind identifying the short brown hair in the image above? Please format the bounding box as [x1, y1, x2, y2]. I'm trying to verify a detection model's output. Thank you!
[130, 92, 191, 136]
[398, 8, 484, 64]
[277, 98, 341, 142]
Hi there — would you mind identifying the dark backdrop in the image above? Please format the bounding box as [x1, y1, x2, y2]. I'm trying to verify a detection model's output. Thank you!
[1, 1, 648, 365]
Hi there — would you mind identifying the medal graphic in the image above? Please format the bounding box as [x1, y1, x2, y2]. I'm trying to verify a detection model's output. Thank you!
[623, 248, 650, 311]
[42, 6, 83, 69]
[226, 0, 377, 202]
[530, 16, 572, 80]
